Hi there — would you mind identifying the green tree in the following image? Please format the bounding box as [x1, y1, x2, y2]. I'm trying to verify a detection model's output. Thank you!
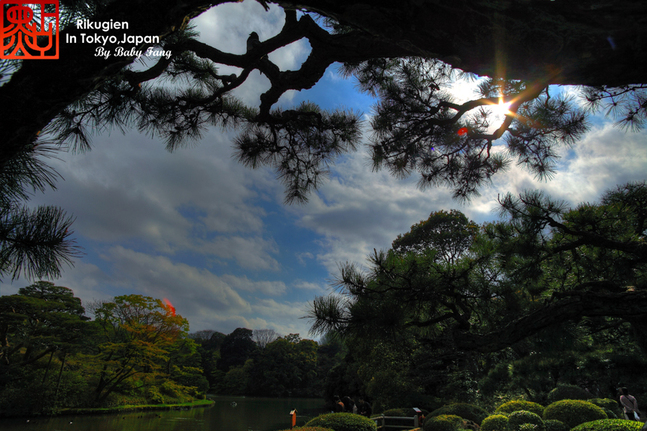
[0, 282, 90, 415]
[218, 327, 258, 372]
[189, 329, 226, 390]
[221, 359, 252, 395]
[165, 337, 209, 394]
[90, 294, 189, 405]
[0, 145, 79, 280]
[0, 281, 88, 375]
[248, 334, 320, 397]
[308, 182, 647, 401]
[392, 209, 479, 263]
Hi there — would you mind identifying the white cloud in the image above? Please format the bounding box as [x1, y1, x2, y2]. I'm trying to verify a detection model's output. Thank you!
[221, 274, 286, 295]
[285, 143, 458, 272]
[296, 252, 314, 265]
[196, 235, 280, 271]
[251, 298, 314, 337]
[293, 280, 328, 294]
[103, 246, 250, 310]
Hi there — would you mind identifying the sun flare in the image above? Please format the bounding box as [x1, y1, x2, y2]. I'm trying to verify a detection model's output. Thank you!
[494, 99, 512, 116]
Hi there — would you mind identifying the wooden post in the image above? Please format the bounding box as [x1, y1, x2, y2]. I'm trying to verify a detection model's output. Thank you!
[413, 408, 422, 427]
[290, 409, 297, 429]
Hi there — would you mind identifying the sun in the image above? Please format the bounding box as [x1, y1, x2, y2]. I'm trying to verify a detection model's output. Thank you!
[493, 98, 512, 117]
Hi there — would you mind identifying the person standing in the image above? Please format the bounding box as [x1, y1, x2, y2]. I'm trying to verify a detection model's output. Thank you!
[620, 388, 642, 421]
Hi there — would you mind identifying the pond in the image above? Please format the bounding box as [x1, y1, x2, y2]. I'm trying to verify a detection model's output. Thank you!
[0, 396, 328, 431]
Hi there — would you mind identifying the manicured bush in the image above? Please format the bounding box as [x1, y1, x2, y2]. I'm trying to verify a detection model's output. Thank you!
[589, 399, 622, 418]
[518, 425, 540, 431]
[424, 414, 464, 431]
[589, 399, 620, 412]
[482, 414, 510, 431]
[497, 401, 545, 417]
[305, 413, 377, 431]
[543, 400, 608, 429]
[508, 411, 545, 431]
[544, 419, 569, 431]
[571, 419, 644, 431]
[429, 403, 490, 425]
[547, 385, 592, 403]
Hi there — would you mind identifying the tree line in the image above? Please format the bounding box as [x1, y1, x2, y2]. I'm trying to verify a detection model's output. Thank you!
[189, 327, 344, 398]
[0, 284, 343, 416]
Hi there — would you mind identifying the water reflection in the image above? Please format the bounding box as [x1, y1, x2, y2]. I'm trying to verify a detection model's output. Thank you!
[0, 396, 326, 431]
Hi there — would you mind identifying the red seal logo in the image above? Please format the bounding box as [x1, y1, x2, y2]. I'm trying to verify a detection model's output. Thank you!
[1, 0, 59, 59]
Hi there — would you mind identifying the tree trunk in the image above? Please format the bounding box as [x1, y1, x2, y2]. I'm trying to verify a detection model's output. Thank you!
[54, 351, 67, 401]
[280, 0, 647, 87]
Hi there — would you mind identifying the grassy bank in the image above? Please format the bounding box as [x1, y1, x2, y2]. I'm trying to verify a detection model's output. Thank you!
[60, 398, 214, 416]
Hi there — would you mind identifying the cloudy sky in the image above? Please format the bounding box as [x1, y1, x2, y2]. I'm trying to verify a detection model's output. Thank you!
[3, 1, 647, 339]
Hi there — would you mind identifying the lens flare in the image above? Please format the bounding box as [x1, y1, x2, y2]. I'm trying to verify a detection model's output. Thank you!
[162, 298, 176, 316]
[496, 98, 512, 116]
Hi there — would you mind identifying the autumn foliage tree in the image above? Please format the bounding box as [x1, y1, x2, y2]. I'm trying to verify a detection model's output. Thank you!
[90, 294, 189, 404]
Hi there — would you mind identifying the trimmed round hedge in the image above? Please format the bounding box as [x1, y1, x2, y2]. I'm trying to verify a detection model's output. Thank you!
[545, 419, 569, 431]
[424, 414, 464, 431]
[482, 414, 510, 431]
[571, 419, 644, 431]
[497, 401, 545, 417]
[429, 403, 490, 425]
[547, 385, 592, 403]
[589, 399, 623, 417]
[589, 399, 621, 412]
[509, 411, 545, 431]
[543, 400, 608, 429]
[305, 413, 377, 431]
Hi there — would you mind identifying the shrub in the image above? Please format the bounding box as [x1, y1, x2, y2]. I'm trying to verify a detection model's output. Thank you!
[146, 386, 165, 404]
[508, 411, 545, 431]
[603, 409, 618, 419]
[545, 419, 569, 431]
[589, 399, 622, 418]
[589, 399, 620, 412]
[571, 419, 644, 431]
[497, 401, 545, 417]
[482, 414, 510, 431]
[305, 413, 377, 431]
[544, 400, 608, 429]
[547, 385, 592, 403]
[430, 403, 490, 425]
[424, 414, 464, 431]
[519, 425, 539, 431]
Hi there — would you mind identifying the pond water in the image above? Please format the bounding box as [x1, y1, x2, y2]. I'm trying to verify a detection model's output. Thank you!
[0, 396, 327, 431]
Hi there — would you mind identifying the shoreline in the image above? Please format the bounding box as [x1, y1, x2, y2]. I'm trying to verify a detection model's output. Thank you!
[58, 399, 215, 416]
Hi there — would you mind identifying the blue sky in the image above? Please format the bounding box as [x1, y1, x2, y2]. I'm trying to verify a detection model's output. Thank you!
[3, 0, 647, 339]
